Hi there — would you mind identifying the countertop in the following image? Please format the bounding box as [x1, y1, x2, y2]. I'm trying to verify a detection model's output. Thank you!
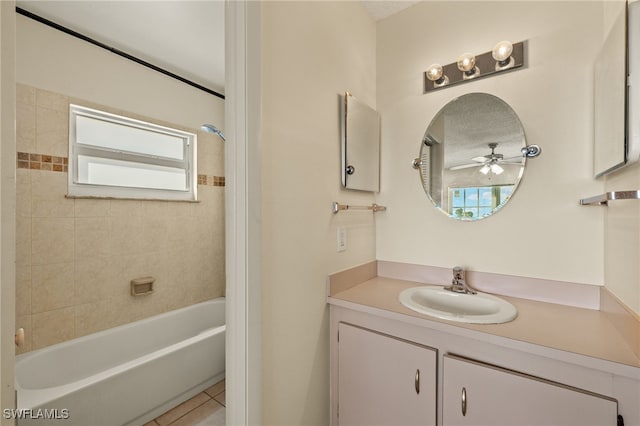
[328, 276, 640, 374]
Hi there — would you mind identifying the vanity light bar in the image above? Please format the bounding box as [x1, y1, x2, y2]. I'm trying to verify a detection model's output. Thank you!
[424, 41, 525, 93]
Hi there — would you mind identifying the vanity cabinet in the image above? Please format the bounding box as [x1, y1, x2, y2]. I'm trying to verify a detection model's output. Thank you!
[337, 323, 437, 426]
[330, 303, 637, 426]
[442, 354, 619, 426]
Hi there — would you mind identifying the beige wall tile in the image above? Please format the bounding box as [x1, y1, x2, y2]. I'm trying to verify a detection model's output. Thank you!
[109, 252, 151, 293]
[17, 169, 31, 218]
[31, 307, 75, 350]
[17, 262, 31, 282]
[75, 300, 111, 337]
[143, 200, 168, 217]
[16, 264, 32, 317]
[17, 100, 36, 153]
[166, 216, 198, 252]
[16, 278, 31, 317]
[31, 262, 75, 313]
[31, 217, 74, 265]
[32, 198, 75, 218]
[166, 201, 195, 217]
[75, 256, 110, 304]
[142, 216, 169, 252]
[197, 131, 217, 176]
[36, 88, 68, 111]
[75, 199, 110, 217]
[31, 168, 72, 218]
[109, 216, 146, 255]
[36, 105, 69, 157]
[109, 199, 145, 217]
[17, 83, 36, 106]
[75, 217, 110, 259]
[16, 216, 31, 265]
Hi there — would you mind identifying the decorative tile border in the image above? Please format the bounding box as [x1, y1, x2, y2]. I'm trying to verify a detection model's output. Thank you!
[198, 174, 225, 187]
[17, 152, 225, 187]
[17, 152, 68, 172]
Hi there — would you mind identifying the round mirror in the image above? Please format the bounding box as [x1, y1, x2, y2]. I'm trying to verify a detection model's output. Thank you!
[418, 93, 526, 220]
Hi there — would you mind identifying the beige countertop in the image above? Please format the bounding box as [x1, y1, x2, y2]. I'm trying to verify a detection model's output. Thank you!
[328, 276, 640, 371]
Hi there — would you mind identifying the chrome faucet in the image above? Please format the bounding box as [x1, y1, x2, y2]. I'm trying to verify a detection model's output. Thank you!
[445, 266, 476, 294]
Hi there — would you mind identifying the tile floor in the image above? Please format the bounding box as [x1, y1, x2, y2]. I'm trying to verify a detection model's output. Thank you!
[144, 380, 225, 426]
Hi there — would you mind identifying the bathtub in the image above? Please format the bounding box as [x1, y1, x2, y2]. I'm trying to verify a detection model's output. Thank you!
[15, 298, 225, 426]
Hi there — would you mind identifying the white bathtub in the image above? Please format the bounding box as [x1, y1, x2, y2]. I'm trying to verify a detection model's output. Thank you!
[15, 298, 225, 426]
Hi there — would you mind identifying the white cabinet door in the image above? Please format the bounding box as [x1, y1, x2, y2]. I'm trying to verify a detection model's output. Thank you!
[443, 354, 618, 426]
[337, 323, 437, 426]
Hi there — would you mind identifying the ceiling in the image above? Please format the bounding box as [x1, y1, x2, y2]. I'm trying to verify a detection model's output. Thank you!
[362, 0, 420, 20]
[15, 1, 417, 97]
[16, 0, 226, 96]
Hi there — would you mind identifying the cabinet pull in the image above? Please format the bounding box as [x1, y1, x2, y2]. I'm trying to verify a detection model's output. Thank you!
[415, 369, 420, 394]
[461, 387, 467, 416]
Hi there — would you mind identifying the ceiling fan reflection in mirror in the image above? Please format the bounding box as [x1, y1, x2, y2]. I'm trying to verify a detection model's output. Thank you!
[449, 143, 523, 175]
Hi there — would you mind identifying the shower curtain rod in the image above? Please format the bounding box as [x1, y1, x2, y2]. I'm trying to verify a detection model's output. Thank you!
[15, 7, 225, 100]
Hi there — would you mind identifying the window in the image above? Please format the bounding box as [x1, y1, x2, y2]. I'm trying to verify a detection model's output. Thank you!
[449, 185, 513, 219]
[68, 105, 197, 201]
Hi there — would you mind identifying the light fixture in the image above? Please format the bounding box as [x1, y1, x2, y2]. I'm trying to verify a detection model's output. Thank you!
[423, 41, 525, 93]
[490, 163, 504, 175]
[457, 53, 479, 79]
[426, 64, 449, 87]
[492, 40, 514, 70]
[480, 162, 504, 176]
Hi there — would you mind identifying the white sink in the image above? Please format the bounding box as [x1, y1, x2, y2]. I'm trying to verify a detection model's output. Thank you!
[398, 286, 517, 324]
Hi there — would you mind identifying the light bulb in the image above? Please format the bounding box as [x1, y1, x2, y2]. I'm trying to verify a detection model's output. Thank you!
[492, 40, 514, 70]
[457, 53, 476, 72]
[457, 53, 478, 79]
[426, 64, 448, 86]
[479, 164, 491, 175]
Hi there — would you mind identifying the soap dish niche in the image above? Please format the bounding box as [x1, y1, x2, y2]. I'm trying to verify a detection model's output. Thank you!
[131, 277, 155, 296]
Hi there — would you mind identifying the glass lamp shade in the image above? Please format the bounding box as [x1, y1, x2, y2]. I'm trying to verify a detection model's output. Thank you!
[490, 164, 504, 175]
[479, 164, 491, 175]
[457, 53, 476, 72]
[426, 64, 448, 87]
[426, 64, 444, 81]
[492, 41, 513, 62]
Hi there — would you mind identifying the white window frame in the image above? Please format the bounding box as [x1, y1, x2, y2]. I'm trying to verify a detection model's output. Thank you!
[68, 104, 197, 201]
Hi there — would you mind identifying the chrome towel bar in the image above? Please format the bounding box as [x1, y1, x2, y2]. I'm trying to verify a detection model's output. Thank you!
[579, 190, 640, 206]
[332, 202, 387, 214]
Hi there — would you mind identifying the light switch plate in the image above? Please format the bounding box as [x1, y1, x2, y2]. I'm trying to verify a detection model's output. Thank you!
[337, 227, 347, 252]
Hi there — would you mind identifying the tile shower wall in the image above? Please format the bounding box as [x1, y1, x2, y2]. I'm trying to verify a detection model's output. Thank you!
[15, 84, 225, 354]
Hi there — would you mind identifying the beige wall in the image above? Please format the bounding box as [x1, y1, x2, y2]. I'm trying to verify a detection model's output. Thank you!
[15, 15, 225, 352]
[376, 1, 605, 286]
[604, 163, 640, 313]
[16, 15, 223, 131]
[260, 2, 376, 424]
[601, 0, 640, 314]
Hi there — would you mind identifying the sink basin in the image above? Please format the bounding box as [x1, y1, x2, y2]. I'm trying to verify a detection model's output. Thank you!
[398, 286, 517, 324]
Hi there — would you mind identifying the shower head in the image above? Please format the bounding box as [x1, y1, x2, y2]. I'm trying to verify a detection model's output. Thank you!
[200, 124, 226, 141]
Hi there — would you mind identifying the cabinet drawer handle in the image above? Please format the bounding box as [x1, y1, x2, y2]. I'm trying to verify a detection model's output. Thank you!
[415, 369, 420, 394]
[461, 387, 467, 416]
